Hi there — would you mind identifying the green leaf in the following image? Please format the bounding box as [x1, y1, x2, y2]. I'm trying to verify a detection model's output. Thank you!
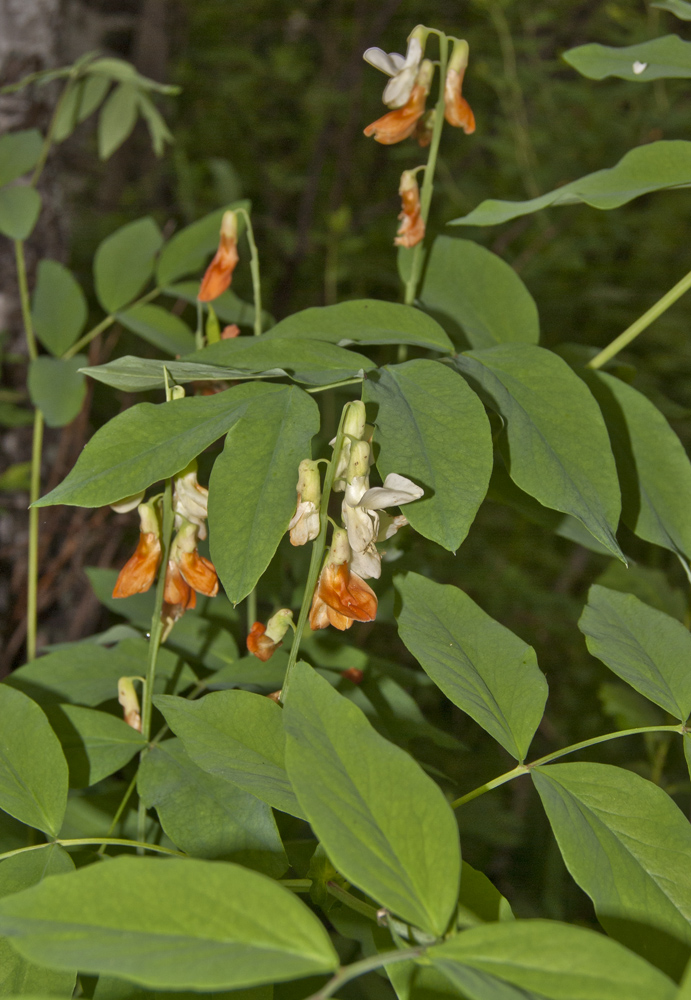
[82, 340, 374, 392]
[136, 92, 173, 156]
[35, 381, 283, 508]
[583, 371, 691, 564]
[93, 217, 163, 314]
[155, 691, 304, 818]
[0, 130, 42, 186]
[185, 336, 376, 385]
[363, 361, 493, 552]
[98, 82, 138, 159]
[51, 79, 81, 143]
[283, 662, 461, 936]
[652, 0, 691, 18]
[396, 574, 547, 761]
[0, 856, 339, 990]
[0, 462, 31, 491]
[117, 303, 196, 356]
[0, 846, 76, 999]
[5, 638, 195, 707]
[457, 860, 514, 926]
[454, 345, 623, 559]
[85, 58, 180, 96]
[533, 762, 691, 978]
[264, 300, 453, 353]
[579, 585, 691, 721]
[0, 187, 41, 240]
[92, 981, 271, 1000]
[595, 561, 686, 622]
[44, 704, 146, 788]
[77, 74, 110, 122]
[32, 260, 87, 356]
[450, 141, 691, 227]
[0, 404, 33, 429]
[28, 356, 87, 428]
[163, 280, 270, 330]
[0, 686, 68, 837]
[564, 35, 691, 81]
[428, 919, 676, 1000]
[138, 738, 288, 876]
[209, 385, 319, 603]
[156, 203, 249, 287]
[418, 236, 539, 349]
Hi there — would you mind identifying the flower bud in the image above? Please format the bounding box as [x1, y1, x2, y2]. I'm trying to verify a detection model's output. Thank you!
[171, 385, 186, 400]
[247, 608, 294, 661]
[343, 401, 367, 441]
[444, 40, 475, 134]
[117, 677, 142, 732]
[289, 459, 321, 546]
[346, 440, 371, 484]
[342, 667, 364, 684]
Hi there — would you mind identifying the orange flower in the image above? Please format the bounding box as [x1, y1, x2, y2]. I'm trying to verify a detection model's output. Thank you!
[221, 323, 241, 339]
[113, 501, 162, 598]
[247, 609, 294, 661]
[394, 170, 425, 248]
[169, 521, 219, 598]
[309, 528, 377, 632]
[364, 60, 433, 145]
[198, 210, 239, 302]
[444, 40, 475, 134]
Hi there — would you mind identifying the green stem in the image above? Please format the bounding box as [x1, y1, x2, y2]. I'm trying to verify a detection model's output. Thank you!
[26, 409, 44, 661]
[236, 208, 263, 336]
[0, 838, 185, 864]
[97, 772, 139, 856]
[306, 377, 364, 395]
[137, 481, 174, 846]
[451, 725, 682, 809]
[14, 241, 38, 360]
[404, 33, 450, 307]
[31, 79, 74, 187]
[588, 267, 691, 370]
[281, 404, 350, 701]
[246, 588, 257, 632]
[327, 881, 381, 921]
[62, 287, 161, 360]
[280, 879, 312, 892]
[304, 948, 425, 1000]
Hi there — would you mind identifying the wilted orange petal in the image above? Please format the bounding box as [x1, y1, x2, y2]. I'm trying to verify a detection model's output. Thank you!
[319, 562, 377, 622]
[444, 68, 475, 134]
[198, 240, 239, 302]
[179, 550, 219, 597]
[309, 589, 331, 630]
[342, 667, 364, 684]
[395, 186, 425, 249]
[326, 605, 354, 631]
[222, 323, 241, 339]
[164, 560, 192, 607]
[112, 533, 161, 598]
[247, 621, 280, 661]
[363, 83, 427, 145]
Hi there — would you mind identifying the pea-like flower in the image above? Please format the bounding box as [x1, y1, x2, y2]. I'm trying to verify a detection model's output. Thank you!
[173, 460, 209, 539]
[198, 210, 239, 302]
[112, 500, 162, 598]
[363, 28, 425, 109]
[161, 519, 219, 638]
[288, 459, 322, 546]
[394, 170, 425, 248]
[309, 528, 377, 631]
[364, 60, 433, 145]
[444, 39, 475, 134]
[247, 608, 294, 661]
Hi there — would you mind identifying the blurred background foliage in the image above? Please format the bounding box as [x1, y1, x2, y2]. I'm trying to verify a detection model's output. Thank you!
[4, 0, 691, 926]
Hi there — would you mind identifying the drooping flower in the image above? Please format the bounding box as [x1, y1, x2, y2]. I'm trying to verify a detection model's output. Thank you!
[342, 667, 364, 684]
[173, 460, 209, 539]
[394, 170, 425, 248]
[309, 528, 377, 631]
[198, 210, 239, 302]
[222, 323, 241, 339]
[363, 27, 426, 109]
[444, 39, 475, 134]
[247, 608, 294, 661]
[112, 500, 162, 598]
[117, 677, 142, 733]
[364, 60, 433, 145]
[341, 437, 424, 579]
[160, 520, 219, 640]
[288, 459, 321, 546]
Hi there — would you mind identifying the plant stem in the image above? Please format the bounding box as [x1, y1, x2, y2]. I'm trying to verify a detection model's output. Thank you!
[304, 948, 425, 1000]
[246, 587, 257, 632]
[281, 403, 350, 701]
[0, 838, 185, 864]
[97, 772, 139, 856]
[237, 208, 263, 336]
[451, 725, 683, 809]
[588, 267, 691, 370]
[137, 480, 174, 846]
[306, 377, 364, 395]
[31, 79, 73, 187]
[327, 881, 381, 921]
[63, 287, 161, 360]
[404, 32, 450, 307]
[26, 409, 44, 661]
[14, 241, 38, 361]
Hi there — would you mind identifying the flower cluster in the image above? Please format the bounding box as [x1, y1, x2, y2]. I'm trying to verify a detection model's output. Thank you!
[111, 461, 219, 640]
[363, 28, 475, 249]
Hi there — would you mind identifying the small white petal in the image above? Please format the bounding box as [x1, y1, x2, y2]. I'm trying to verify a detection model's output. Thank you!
[633, 61, 647, 75]
[357, 473, 424, 510]
[382, 68, 417, 108]
[363, 47, 400, 76]
[289, 501, 320, 546]
[350, 543, 381, 580]
[343, 500, 379, 552]
[110, 491, 145, 514]
[377, 513, 408, 542]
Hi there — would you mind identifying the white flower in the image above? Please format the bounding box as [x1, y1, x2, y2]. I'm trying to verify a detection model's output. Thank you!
[342, 469, 423, 579]
[357, 472, 424, 510]
[363, 35, 423, 109]
[289, 500, 320, 546]
[633, 61, 647, 75]
[173, 461, 209, 539]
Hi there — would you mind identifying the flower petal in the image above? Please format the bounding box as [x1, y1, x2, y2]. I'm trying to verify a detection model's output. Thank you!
[363, 47, 401, 75]
[357, 473, 424, 510]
